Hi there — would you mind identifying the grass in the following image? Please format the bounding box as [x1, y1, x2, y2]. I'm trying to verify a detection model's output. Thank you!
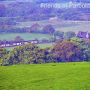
[0, 62, 90, 90]
[0, 33, 52, 41]
[57, 23, 90, 33]
[37, 43, 54, 48]
[5, 43, 54, 51]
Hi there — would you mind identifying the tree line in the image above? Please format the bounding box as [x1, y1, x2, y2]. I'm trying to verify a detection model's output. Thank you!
[0, 37, 90, 66]
[0, 24, 90, 40]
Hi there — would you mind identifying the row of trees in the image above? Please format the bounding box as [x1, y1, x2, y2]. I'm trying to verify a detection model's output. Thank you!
[0, 24, 55, 34]
[0, 23, 90, 40]
[0, 31, 90, 46]
[0, 37, 90, 66]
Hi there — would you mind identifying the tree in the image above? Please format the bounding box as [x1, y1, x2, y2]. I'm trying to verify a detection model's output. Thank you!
[70, 37, 85, 46]
[14, 36, 24, 42]
[64, 31, 76, 40]
[52, 40, 83, 62]
[70, 37, 90, 61]
[2, 44, 46, 65]
[29, 23, 41, 33]
[54, 31, 64, 40]
[42, 24, 55, 34]
[0, 48, 8, 65]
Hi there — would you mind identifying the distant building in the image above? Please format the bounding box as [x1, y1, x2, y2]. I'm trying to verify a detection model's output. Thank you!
[49, 16, 60, 23]
[77, 31, 88, 39]
[87, 33, 90, 39]
[77, 31, 90, 39]
[0, 40, 39, 48]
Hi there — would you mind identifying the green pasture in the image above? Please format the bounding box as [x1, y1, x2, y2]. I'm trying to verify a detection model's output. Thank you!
[0, 62, 90, 90]
[0, 33, 52, 41]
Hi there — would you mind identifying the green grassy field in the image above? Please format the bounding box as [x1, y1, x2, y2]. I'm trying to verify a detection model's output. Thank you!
[0, 62, 90, 90]
[0, 33, 52, 41]
[38, 43, 54, 48]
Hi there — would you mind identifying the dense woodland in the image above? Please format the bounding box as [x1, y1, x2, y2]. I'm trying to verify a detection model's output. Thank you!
[0, 37, 90, 66]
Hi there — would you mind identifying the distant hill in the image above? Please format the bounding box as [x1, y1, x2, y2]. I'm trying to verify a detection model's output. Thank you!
[0, 1, 90, 21]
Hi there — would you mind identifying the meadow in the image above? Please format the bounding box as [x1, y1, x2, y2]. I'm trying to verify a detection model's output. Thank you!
[0, 33, 52, 41]
[0, 62, 90, 90]
[38, 43, 54, 48]
[5, 43, 54, 50]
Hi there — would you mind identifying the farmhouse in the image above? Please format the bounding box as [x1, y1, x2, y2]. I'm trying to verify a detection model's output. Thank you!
[0, 40, 39, 48]
[77, 31, 90, 39]
[49, 16, 59, 23]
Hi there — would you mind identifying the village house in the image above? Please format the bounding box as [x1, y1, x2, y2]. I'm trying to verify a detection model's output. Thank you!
[0, 40, 39, 48]
[77, 31, 89, 39]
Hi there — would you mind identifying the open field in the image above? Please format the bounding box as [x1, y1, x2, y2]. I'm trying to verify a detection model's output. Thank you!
[16, 20, 90, 33]
[5, 43, 54, 50]
[38, 43, 54, 48]
[57, 23, 90, 33]
[0, 33, 52, 41]
[0, 62, 90, 90]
